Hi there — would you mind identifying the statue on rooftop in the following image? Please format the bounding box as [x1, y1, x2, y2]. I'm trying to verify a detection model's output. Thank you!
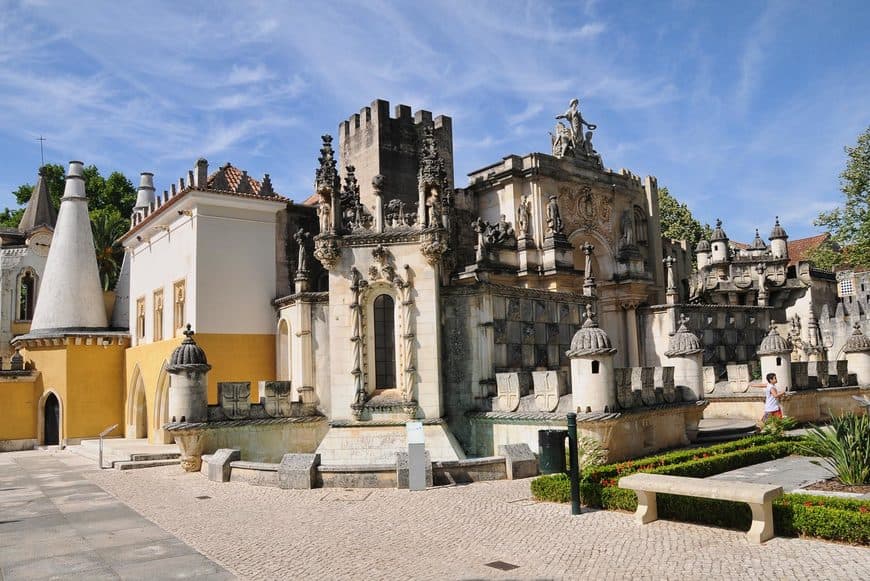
[555, 98, 597, 156]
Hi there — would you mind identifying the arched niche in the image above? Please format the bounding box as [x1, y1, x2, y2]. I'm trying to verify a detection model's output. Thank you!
[568, 229, 615, 281]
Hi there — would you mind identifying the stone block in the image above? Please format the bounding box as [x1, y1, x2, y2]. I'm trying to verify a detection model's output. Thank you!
[218, 382, 251, 419]
[836, 360, 849, 387]
[499, 443, 538, 480]
[703, 366, 716, 394]
[727, 364, 750, 393]
[261, 380, 293, 417]
[532, 370, 567, 412]
[277, 453, 320, 489]
[791, 362, 808, 390]
[641, 367, 657, 406]
[207, 449, 241, 483]
[496, 372, 531, 411]
[396, 449, 432, 489]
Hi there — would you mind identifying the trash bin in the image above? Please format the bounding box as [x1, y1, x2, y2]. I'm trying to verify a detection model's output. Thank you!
[538, 429, 568, 474]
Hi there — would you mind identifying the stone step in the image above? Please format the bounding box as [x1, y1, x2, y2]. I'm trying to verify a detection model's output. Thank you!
[129, 452, 180, 462]
[696, 418, 758, 444]
[114, 459, 181, 471]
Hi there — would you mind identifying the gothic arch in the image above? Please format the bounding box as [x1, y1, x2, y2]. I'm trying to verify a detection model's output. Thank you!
[37, 390, 63, 446]
[15, 267, 38, 322]
[277, 318, 290, 381]
[363, 284, 400, 394]
[152, 362, 173, 444]
[568, 229, 615, 281]
[633, 206, 649, 245]
[126, 364, 148, 439]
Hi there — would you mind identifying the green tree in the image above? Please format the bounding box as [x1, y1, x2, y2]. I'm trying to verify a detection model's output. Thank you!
[804, 238, 842, 271]
[814, 125, 870, 269]
[658, 186, 711, 251]
[3, 163, 136, 286]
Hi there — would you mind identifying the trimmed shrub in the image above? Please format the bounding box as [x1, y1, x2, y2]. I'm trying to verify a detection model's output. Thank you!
[530, 438, 870, 545]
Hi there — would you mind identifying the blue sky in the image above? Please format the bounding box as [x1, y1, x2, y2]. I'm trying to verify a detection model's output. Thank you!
[1, 0, 868, 242]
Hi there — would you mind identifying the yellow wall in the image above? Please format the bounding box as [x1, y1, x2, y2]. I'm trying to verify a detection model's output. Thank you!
[11, 322, 31, 336]
[0, 375, 40, 441]
[24, 347, 69, 438]
[24, 341, 126, 442]
[124, 333, 275, 443]
[65, 343, 126, 439]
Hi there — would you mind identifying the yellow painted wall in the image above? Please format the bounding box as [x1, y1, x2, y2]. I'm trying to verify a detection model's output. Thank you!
[11, 322, 31, 336]
[65, 343, 126, 439]
[0, 375, 40, 440]
[23, 342, 126, 442]
[24, 347, 69, 438]
[124, 333, 275, 443]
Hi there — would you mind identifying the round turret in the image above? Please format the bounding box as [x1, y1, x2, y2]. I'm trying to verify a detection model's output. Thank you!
[757, 322, 792, 389]
[664, 315, 705, 401]
[844, 322, 870, 386]
[567, 305, 617, 413]
[709, 219, 729, 262]
[695, 239, 711, 267]
[769, 217, 789, 259]
[748, 229, 767, 255]
[134, 172, 156, 211]
[167, 325, 211, 424]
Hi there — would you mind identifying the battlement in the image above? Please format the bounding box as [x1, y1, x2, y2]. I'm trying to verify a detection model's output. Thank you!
[339, 99, 452, 139]
[338, 99, 454, 212]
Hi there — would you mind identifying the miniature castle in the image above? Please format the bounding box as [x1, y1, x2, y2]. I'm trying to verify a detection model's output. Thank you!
[0, 98, 866, 479]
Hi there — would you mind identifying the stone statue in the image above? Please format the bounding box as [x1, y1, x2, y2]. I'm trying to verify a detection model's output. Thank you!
[620, 209, 634, 247]
[546, 195, 563, 236]
[583, 130, 602, 166]
[472, 217, 487, 262]
[516, 195, 531, 238]
[493, 214, 514, 243]
[550, 122, 574, 158]
[426, 187, 442, 228]
[294, 230, 310, 274]
[317, 191, 332, 233]
[555, 98, 596, 154]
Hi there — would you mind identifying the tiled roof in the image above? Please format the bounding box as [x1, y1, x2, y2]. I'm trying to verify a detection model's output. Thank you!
[301, 192, 319, 206]
[207, 163, 283, 198]
[787, 233, 830, 265]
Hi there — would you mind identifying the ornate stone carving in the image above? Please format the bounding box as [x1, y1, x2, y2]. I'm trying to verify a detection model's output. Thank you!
[263, 381, 292, 418]
[545, 195, 564, 236]
[313, 234, 341, 269]
[420, 230, 448, 265]
[516, 195, 531, 239]
[560, 185, 613, 246]
[219, 382, 251, 420]
[418, 124, 451, 230]
[294, 230, 310, 277]
[349, 266, 368, 415]
[315, 135, 339, 234]
[341, 165, 372, 232]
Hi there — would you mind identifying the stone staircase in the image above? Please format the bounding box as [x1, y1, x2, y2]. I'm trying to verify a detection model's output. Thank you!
[67, 438, 181, 470]
[695, 418, 759, 444]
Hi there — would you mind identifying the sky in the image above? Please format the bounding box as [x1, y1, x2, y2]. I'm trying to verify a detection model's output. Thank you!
[0, 0, 868, 242]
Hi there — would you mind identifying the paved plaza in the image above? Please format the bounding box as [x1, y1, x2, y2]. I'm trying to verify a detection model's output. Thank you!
[2, 451, 867, 580]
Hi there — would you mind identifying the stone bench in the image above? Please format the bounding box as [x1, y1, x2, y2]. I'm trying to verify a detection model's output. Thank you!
[618, 473, 783, 544]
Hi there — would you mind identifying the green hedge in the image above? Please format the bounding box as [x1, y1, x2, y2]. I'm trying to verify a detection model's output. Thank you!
[531, 437, 870, 544]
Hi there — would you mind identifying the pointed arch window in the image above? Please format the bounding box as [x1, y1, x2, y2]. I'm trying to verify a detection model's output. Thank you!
[17, 270, 36, 321]
[633, 206, 648, 245]
[373, 294, 396, 389]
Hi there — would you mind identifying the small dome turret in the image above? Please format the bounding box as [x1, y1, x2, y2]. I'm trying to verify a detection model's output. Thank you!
[665, 315, 703, 357]
[749, 229, 767, 251]
[757, 323, 791, 356]
[695, 239, 711, 253]
[844, 322, 870, 353]
[167, 325, 211, 372]
[769, 216, 788, 240]
[568, 305, 615, 356]
[710, 218, 728, 242]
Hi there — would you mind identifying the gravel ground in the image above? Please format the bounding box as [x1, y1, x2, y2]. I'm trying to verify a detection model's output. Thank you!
[77, 455, 870, 580]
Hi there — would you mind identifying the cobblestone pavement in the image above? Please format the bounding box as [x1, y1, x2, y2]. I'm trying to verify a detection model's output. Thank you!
[0, 451, 231, 580]
[64, 452, 867, 580]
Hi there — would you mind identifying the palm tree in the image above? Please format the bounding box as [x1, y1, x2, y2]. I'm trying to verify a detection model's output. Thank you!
[90, 210, 129, 291]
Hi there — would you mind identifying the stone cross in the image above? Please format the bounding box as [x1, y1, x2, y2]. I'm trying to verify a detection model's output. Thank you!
[263, 381, 293, 418]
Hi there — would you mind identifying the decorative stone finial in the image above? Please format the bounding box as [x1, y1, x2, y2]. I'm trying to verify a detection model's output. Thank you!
[665, 314, 703, 357]
[757, 322, 791, 356]
[260, 174, 275, 197]
[749, 229, 767, 250]
[710, 218, 728, 242]
[167, 324, 211, 372]
[844, 322, 870, 353]
[567, 304, 615, 357]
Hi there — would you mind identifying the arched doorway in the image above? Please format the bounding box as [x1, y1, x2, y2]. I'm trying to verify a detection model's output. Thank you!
[44, 393, 60, 446]
[127, 364, 149, 439]
[152, 363, 173, 444]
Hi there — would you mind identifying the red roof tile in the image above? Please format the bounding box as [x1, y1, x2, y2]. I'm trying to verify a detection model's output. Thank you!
[787, 233, 830, 265]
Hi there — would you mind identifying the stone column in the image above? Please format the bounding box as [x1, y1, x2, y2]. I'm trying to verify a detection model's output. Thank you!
[477, 291, 495, 398]
[372, 174, 385, 233]
[623, 302, 640, 368]
[663, 256, 677, 304]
